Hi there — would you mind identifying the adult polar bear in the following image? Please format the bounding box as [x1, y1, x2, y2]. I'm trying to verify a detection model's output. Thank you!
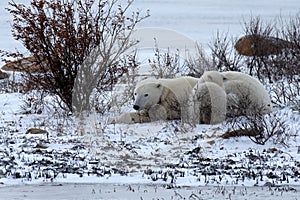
[199, 71, 272, 116]
[111, 76, 198, 124]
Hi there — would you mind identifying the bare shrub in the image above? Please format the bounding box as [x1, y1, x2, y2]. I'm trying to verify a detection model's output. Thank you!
[240, 16, 275, 57]
[5, 0, 148, 112]
[209, 32, 243, 72]
[186, 44, 215, 78]
[221, 84, 294, 146]
[225, 111, 293, 146]
[0, 72, 25, 93]
[94, 54, 139, 115]
[225, 88, 255, 118]
[20, 91, 47, 114]
[148, 41, 186, 78]
[269, 16, 300, 110]
[267, 77, 300, 111]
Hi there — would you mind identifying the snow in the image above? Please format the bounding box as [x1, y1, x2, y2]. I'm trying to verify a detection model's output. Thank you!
[0, 183, 299, 200]
[130, 0, 300, 45]
[0, 0, 300, 199]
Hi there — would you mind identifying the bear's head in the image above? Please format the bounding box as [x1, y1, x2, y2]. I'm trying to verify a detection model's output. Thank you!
[133, 82, 163, 111]
[199, 71, 225, 87]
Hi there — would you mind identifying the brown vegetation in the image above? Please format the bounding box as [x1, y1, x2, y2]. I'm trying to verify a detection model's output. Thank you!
[4, 0, 148, 112]
[219, 128, 259, 139]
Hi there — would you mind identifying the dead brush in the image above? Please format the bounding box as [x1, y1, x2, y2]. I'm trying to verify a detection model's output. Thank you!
[209, 32, 243, 72]
[223, 110, 293, 146]
[185, 44, 216, 77]
[148, 41, 188, 78]
[219, 128, 258, 139]
[4, 0, 149, 113]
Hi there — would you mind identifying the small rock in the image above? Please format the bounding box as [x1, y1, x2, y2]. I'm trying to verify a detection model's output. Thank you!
[264, 181, 275, 187]
[0, 70, 9, 79]
[36, 108, 43, 114]
[268, 148, 278, 153]
[1, 56, 48, 73]
[34, 144, 48, 149]
[26, 128, 48, 134]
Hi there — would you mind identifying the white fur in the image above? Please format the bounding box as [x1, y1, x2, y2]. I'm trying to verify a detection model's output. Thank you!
[198, 71, 272, 116]
[133, 76, 199, 122]
[198, 71, 224, 87]
[189, 81, 227, 124]
[111, 76, 198, 124]
[222, 71, 272, 115]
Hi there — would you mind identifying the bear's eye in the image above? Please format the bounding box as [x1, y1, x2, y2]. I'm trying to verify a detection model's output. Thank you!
[144, 94, 148, 97]
[134, 93, 137, 96]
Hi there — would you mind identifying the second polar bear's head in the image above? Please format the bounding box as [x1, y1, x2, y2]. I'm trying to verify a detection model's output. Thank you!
[133, 80, 163, 111]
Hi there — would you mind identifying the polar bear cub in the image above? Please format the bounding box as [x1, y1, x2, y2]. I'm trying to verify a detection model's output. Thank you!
[222, 71, 272, 116]
[199, 71, 272, 116]
[188, 81, 227, 124]
[198, 70, 224, 87]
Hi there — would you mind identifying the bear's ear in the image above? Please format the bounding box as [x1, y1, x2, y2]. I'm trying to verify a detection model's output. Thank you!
[156, 83, 161, 88]
[221, 74, 228, 82]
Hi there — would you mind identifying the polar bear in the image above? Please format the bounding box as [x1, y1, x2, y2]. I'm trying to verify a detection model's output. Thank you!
[222, 71, 272, 116]
[198, 70, 224, 87]
[111, 76, 199, 124]
[188, 81, 227, 124]
[198, 71, 272, 116]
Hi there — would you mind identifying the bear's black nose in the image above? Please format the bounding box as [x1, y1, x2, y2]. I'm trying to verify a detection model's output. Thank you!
[133, 105, 140, 110]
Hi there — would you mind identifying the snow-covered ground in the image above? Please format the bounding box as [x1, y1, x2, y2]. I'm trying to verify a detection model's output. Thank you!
[1, 183, 300, 200]
[0, 0, 299, 199]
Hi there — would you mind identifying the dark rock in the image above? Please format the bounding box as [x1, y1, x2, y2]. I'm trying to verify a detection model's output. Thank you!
[235, 34, 293, 56]
[1, 56, 48, 73]
[26, 128, 48, 134]
[0, 70, 9, 79]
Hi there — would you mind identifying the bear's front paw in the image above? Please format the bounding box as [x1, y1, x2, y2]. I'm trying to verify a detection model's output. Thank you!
[107, 118, 116, 124]
[108, 111, 152, 124]
[108, 113, 135, 124]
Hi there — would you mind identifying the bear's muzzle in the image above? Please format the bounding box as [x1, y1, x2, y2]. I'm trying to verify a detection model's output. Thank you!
[133, 105, 140, 110]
